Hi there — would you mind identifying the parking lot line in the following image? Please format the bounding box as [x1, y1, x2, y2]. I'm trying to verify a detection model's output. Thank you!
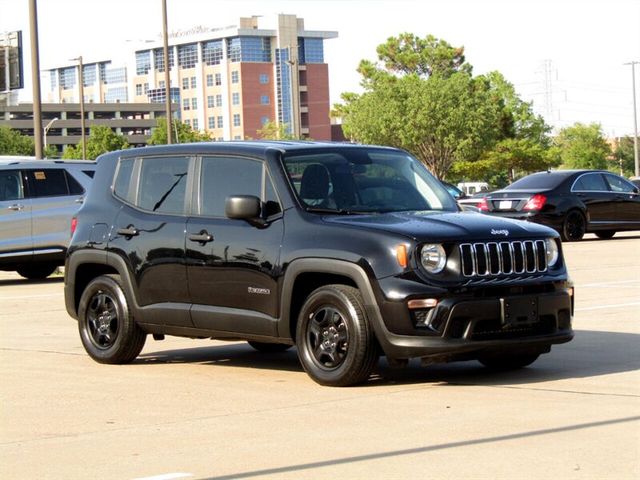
[576, 301, 640, 312]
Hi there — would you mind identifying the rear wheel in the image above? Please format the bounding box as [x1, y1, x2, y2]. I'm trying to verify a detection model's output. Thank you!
[478, 353, 540, 370]
[247, 341, 292, 353]
[595, 230, 615, 239]
[296, 285, 378, 387]
[16, 263, 57, 280]
[77, 275, 146, 364]
[561, 210, 586, 242]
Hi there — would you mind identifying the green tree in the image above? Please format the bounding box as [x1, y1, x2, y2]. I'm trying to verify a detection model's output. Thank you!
[0, 125, 37, 156]
[148, 117, 211, 145]
[554, 123, 611, 170]
[256, 120, 298, 140]
[614, 136, 637, 177]
[0, 126, 57, 157]
[63, 125, 130, 160]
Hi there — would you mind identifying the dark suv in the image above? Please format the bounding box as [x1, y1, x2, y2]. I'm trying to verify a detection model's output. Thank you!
[64, 142, 573, 386]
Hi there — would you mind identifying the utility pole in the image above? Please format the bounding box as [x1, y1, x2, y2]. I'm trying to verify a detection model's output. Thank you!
[162, 0, 173, 144]
[624, 61, 639, 177]
[71, 56, 87, 159]
[28, 0, 43, 158]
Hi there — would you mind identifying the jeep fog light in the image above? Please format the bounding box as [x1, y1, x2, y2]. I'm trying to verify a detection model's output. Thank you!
[421, 244, 446, 274]
[545, 238, 559, 267]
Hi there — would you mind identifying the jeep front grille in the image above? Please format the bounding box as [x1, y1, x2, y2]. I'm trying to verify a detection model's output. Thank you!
[459, 240, 547, 277]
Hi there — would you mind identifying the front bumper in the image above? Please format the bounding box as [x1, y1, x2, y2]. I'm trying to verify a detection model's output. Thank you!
[367, 284, 573, 360]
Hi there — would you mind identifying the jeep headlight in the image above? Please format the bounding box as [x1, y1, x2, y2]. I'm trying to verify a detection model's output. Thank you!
[421, 243, 447, 274]
[545, 238, 559, 267]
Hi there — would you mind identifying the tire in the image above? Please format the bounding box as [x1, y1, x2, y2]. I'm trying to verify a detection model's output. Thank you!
[77, 274, 146, 364]
[478, 353, 540, 370]
[247, 341, 292, 353]
[296, 285, 378, 387]
[561, 210, 586, 242]
[16, 263, 57, 280]
[595, 230, 615, 239]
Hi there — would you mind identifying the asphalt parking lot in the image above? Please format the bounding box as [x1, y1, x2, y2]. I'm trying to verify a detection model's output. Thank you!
[1, 232, 639, 479]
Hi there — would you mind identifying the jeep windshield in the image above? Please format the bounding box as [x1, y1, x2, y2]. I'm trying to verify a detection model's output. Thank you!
[282, 148, 458, 214]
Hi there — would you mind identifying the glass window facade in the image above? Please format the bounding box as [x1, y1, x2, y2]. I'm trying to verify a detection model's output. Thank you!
[231, 71, 239, 83]
[206, 74, 213, 87]
[202, 39, 223, 65]
[60, 67, 76, 89]
[104, 87, 127, 102]
[178, 43, 198, 69]
[233, 113, 241, 127]
[275, 48, 292, 134]
[183, 98, 190, 110]
[105, 67, 127, 84]
[154, 47, 175, 72]
[82, 64, 96, 87]
[208, 116, 215, 129]
[191, 98, 197, 110]
[215, 94, 222, 107]
[232, 92, 240, 105]
[136, 51, 151, 75]
[49, 70, 57, 88]
[217, 116, 223, 128]
[182, 78, 189, 90]
[207, 95, 214, 108]
[190, 76, 196, 88]
[298, 38, 324, 64]
[227, 36, 271, 63]
[215, 73, 222, 85]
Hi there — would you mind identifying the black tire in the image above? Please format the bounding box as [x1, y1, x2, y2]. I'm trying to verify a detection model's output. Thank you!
[247, 341, 292, 353]
[595, 230, 615, 239]
[296, 285, 378, 387]
[561, 210, 586, 242]
[77, 274, 146, 364]
[16, 263, 57, 280]
[478, 353, 540, 370]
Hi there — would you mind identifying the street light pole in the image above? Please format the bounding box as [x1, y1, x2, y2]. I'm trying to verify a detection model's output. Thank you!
[28, 0, 43, 159]
[43, 117, 59, 153]
[162, 0, 173, 144]
[624, 61, 639, 177]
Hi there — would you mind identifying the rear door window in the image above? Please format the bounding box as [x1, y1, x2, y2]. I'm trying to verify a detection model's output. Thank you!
[0, 170, 24, 201]
[572, 173, 608, 192]
[604, 174, 635, 193]
[28, 169, 69, 197]
[137, 156, 190, 214]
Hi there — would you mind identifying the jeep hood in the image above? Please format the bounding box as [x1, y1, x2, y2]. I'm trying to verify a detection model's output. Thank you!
[323, 210, 556, 241]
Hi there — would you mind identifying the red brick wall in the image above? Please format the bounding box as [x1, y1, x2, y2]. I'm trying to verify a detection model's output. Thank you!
[240, 63, 275, 139]
[305, 64, 331, 140]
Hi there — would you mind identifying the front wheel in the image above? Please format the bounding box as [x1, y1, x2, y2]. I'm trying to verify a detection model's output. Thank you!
[77, 275, 146, 364]
[561, 210, 586, 242]
[478, 353, 540, 370]
[296, 285, 378, 387]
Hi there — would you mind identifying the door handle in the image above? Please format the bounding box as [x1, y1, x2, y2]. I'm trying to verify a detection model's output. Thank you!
[75, 197, 84, 204]
[117, 225, 139, 237]
[7, 204, 24, 211]
[188, 230, 213, 244]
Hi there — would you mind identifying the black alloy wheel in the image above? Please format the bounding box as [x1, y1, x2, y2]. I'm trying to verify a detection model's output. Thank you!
[595, 230, 616, 239]
[561, 210, 586, 242]
[78, 275, 146, 364]
[296, 285, 378, 386]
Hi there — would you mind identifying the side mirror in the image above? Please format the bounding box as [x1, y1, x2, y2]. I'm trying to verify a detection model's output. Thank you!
[225, 195, 266, 227]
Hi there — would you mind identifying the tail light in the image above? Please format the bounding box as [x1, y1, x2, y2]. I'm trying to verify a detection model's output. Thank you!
[71, 216, 78, 235]
[524, 194, 547, 211]
[477, 197, 489, 211]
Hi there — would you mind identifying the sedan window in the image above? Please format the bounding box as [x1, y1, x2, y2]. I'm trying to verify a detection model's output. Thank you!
[572, 173, 608, 192]
[604, 174, 635, 193]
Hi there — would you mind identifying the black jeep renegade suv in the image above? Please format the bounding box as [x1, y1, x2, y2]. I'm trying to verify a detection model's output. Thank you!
[64, 142, 573, 386]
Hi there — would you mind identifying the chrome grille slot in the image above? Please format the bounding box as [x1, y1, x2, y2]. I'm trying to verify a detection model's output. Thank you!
[460, 240, 548, 277]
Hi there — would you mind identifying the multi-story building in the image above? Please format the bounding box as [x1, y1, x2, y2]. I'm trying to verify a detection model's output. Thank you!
[130, 14, 336, 140]
[43, 60, 129, 104]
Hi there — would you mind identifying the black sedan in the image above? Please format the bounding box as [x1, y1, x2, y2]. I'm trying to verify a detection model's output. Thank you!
[478, 170, 640, 241]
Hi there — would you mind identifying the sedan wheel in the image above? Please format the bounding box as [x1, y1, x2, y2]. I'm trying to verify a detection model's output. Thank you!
[595, 230, 615, 239]
[562, 210, 586, 242]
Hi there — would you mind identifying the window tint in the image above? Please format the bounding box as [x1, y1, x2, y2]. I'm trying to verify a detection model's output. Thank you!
[0, 170, 23, 201]
[113, 158, 135, 201]
[200, 156, 263, 217]
[30, 169, 68, 197]
[572, 173, 607, 191]
[507, 173, 567, 190]
[604, 174, 634, 193]
[137, 157, 189, 214]
[65, 171, 84, 195]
